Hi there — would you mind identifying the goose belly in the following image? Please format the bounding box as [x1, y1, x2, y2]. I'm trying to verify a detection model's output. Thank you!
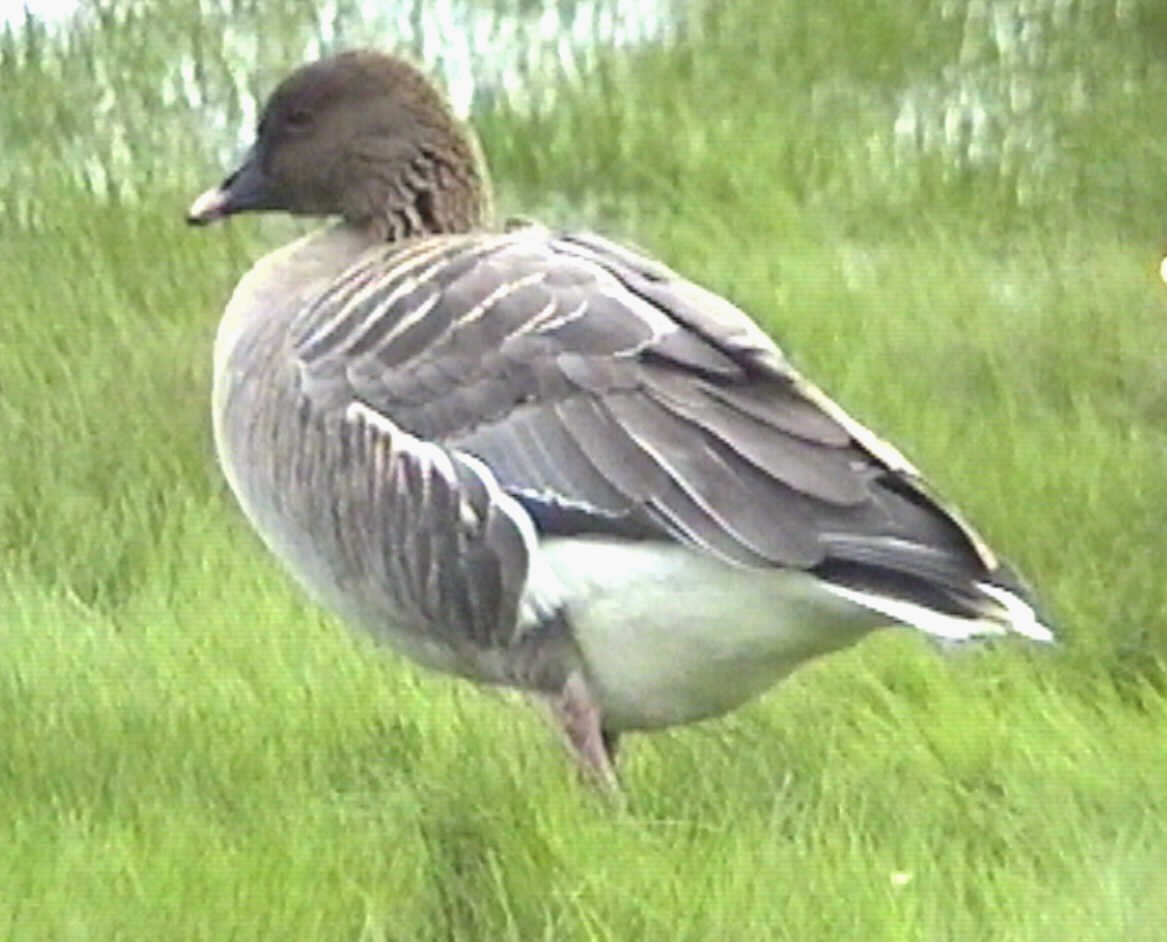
[534, 538, 887, 731]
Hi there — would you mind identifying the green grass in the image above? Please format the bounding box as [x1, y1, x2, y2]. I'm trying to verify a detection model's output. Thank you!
[3, 0, 1167, 937]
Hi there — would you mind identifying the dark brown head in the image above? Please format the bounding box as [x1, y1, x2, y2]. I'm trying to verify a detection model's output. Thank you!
[187, 50, 491, 239]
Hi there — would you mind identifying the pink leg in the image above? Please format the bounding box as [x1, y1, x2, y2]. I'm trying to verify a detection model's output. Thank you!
[545, 671, 620, 792]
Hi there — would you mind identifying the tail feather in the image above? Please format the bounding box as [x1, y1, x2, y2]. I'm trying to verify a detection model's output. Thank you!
[975, 581, 1054, 642]
[815, 549, 1054, 644]
[822, 579, 1053, 643]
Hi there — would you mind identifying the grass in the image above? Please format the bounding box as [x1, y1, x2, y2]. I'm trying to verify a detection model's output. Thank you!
[2, 0, 1167, 937]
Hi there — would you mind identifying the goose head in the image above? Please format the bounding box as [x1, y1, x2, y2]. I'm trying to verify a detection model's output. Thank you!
[187, 50, 491, 240]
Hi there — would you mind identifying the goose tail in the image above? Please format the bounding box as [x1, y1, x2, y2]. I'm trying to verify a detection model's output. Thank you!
[815, 552, 1055, 644]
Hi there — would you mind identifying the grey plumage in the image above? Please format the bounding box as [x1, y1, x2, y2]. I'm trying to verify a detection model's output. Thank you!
[189, 49, 1051, 786]
[290, 227, 1004, 582]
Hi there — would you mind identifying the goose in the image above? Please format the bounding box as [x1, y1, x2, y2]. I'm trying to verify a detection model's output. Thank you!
[187, 49, 1052, 786]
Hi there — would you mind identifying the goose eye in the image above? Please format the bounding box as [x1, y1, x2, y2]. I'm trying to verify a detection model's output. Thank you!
[284, 108, 313, 130]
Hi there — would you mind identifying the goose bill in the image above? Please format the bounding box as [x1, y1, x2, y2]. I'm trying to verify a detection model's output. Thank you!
[187, 146, 277, 224]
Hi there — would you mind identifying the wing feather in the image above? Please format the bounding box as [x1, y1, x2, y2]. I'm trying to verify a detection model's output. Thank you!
[290, 225, 1029, 632]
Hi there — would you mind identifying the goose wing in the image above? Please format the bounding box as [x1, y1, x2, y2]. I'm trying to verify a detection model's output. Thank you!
[290, 225, 1036, 630]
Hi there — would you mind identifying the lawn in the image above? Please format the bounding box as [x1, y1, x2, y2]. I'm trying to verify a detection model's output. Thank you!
[2, 0, 1166, 938]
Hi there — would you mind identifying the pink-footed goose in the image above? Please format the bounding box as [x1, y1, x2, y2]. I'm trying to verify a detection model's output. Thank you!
[187, 50, 1052, 788]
